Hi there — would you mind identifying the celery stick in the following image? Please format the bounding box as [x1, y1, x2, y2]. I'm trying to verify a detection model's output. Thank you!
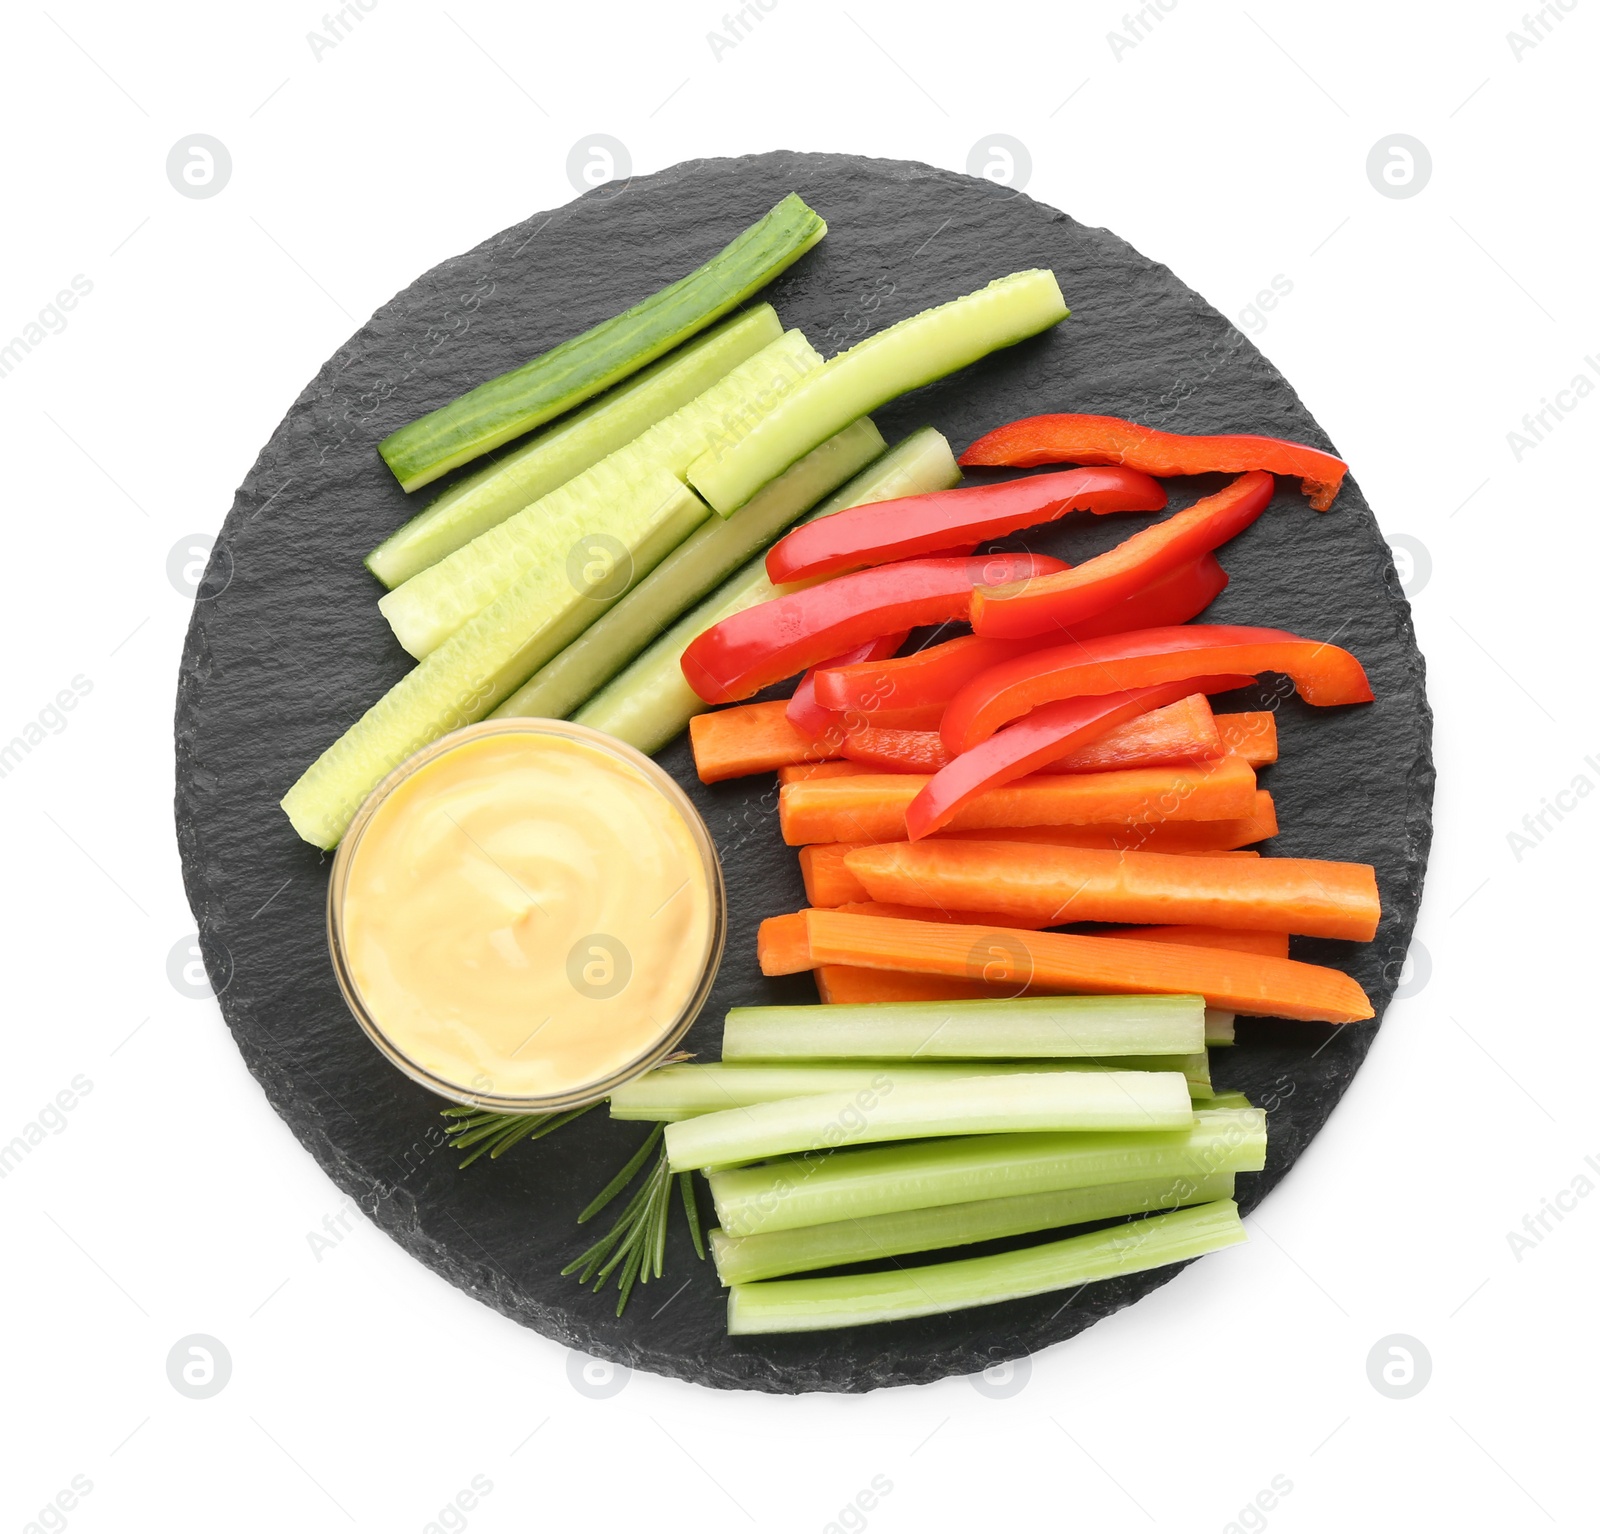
[610, 1061, 1101, 1121]
[710, 1171, 1237, 1284]
[366, 307, 782, 588]
[725, 1199, 1246, 1333]
[688, 269, 1068, 513]
[665, 1072, 1193, 1172]
[608, 1057, 1212, 1121]
[379, 193, 827, 490]
[1206, 1010, 1236, 1045]
[721, 995, 1205, 1062]
[574, 426, 960, 754]
[1203, 1090, 1253, 1110]
[280, 475, 705, 848]
[709, 1107, 1265, 1236]
[491, 419, 885, 722]
[380, 330, 821, 658]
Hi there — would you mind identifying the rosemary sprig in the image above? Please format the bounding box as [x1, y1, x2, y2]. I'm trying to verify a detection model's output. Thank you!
[439, 1085, 707, 1315]
[440, 1101, 598, 1167]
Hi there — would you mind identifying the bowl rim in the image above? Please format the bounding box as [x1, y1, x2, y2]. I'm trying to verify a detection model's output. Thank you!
[326, 717, 727, 1114]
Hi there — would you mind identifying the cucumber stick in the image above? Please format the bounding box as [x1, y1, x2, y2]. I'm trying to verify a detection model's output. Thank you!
[365, 307, 782, 589]
[688, 269, 1069, 513]
[280, 474, 705, 848]
[724, 1199, 1246, 1333]
[575, 426, 961, 754]
[491, 418, 886, 723]
[709, 1107, 1266, 1236]
[380, 330, 822, 659]
[379, 193, 827, 490]
[607, 1056, 1213, 1121]
[720, 994, 1206, 1061]
[709, 1171, 1237, 1284]
[664, 1072, 1194, 1172]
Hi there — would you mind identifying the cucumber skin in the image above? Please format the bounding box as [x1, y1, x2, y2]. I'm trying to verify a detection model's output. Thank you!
[365, 307, 782, 589]
[378, 194, 827, 491]
[280, 475, 704, 849]
[379, 330, 822, 659]
[689, 268, 1068, 514]
[574, 427, 962, 754]
[490, 419, 885, 723]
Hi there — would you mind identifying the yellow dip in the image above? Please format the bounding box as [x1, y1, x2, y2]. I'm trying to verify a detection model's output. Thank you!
[334, 724, 719, 1105]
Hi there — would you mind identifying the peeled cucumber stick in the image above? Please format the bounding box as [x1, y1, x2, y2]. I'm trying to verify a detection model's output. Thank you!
[378, 192, 827, 490]
[709, 1171, 1237, 1284]
[381, 330, 821, 659]
[721, 994, 1206, 1061]
[491, 418, 885, 723]
[724, 1199, 1246, 1333]
[607, 1056, 1213, 1121]
[709, 1107, 1266, 1236]
[365, 307, 782, 589]
[280, 474, 706, 848]
[688, 268, 1068, 514]
[664, 1071, 1194, 1172]
[574, 426, 961, 753]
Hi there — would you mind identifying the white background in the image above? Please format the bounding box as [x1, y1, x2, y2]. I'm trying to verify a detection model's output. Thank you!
[2, 1, 1595, 1529]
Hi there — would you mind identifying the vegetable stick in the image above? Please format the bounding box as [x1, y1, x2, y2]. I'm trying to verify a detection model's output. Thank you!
[710, 1108, 1265, 1235]
[710, 1171, 1236, 1284]
[795, 910, 1374, 1023]
[689, 700, 836, 783]
[812, 555, 1230, 715]
[845, 841, 1380, 941]
[812, 966, 983, 1004]
[611, 1060, 1212, 1121]
[722, 994, 1205, 1059]
[756, 912, 811, 975]
[724, 1200, 1247, 1331]
[800, 826, 1270, 909]
[779, 757, 1257, 846]
[779, 760, 866, 785]
[1218, 711, 1277, 766]
[832, 904, 1291, 958]
[664, 1070, 1195, 1172]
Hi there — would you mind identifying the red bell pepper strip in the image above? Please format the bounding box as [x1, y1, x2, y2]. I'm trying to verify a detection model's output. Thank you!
[905, 678, 1254, 839]
[941, 624, 1374, 755]
[960, 413, 1348, 511]
[972, 471, 1273, 638]
[812, 554, 1230, 716]
[680, 553, 1066, 705]
[786, 631, 908, 736]
[764, 466, 1167, 583]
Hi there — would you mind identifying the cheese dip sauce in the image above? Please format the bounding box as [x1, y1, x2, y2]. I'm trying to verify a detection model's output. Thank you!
[329, 720, 723, 1109]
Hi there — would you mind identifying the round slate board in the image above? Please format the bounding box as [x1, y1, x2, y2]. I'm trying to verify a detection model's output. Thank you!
[175, 151, 1433, 1393]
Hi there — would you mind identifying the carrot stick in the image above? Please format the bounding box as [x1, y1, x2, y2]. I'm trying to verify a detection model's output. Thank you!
[841, 693, 1228, 776]
[779, 760, 870, 785]
[779, 757, 1257, 846]
[939, 791, 1278, 853]
[832, 900, 1045, 929]
[837, 905, 1292, 955]
[1217, 711, 1276, 767]
[797, 910, 1373, 1024]
[801, 828, 1269, 910]
[845, 840, 1380, 941]
[756, 912, 813, 975]
[689, 701, 841, 783]
[1097, 924, 1289, 960]
[811, 925, 1281, 1002]
[814, 966, 991, 1005]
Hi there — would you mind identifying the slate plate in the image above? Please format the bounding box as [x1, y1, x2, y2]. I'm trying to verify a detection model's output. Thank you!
[174, 151, 1433, 1393]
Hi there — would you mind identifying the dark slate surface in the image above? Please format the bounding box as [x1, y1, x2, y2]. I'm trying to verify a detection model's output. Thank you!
[174, 152, 1433, 1393]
